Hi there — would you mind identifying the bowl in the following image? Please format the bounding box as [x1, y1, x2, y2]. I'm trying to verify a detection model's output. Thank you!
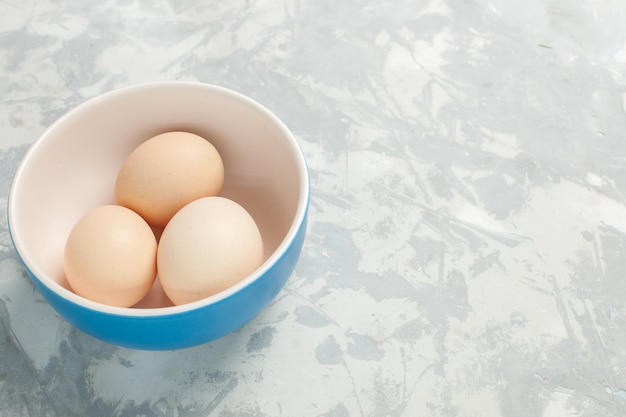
[7, 81, 309, 350]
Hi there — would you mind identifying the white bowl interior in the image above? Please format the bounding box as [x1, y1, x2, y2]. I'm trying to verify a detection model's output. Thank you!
[9, 82, 307, 313]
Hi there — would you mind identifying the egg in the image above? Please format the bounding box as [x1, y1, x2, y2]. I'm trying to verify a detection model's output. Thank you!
[157, 196, 264, 305]
[64, 205, 158, 307]
[115, 131, 224, 229]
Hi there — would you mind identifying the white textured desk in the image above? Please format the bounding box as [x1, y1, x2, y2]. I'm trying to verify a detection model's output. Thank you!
[2, 1, 626, 416]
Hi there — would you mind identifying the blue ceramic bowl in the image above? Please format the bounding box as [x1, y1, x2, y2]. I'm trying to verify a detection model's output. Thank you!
[7, 82, 309, 350]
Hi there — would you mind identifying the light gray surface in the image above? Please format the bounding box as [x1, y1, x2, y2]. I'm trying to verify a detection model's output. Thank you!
[2, 1, 626, 416]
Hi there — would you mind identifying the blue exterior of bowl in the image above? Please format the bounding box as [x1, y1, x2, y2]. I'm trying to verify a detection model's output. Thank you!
[7, 81, 310, 351]
[14, 211, 307, 351]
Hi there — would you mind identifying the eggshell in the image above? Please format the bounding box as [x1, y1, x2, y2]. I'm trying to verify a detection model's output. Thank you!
[157, 196, 264, 305]
[115, 131, 224, 228]
[64, 205, 158, 307]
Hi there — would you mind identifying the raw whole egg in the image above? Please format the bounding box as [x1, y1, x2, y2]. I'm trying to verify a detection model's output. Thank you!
[157, 196, 264, 305]
[115, 131, 224, 229]
[63, 205, 157, 307]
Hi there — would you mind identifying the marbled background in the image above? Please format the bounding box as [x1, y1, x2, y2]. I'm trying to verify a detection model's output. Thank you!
[2, 0, 626, 416]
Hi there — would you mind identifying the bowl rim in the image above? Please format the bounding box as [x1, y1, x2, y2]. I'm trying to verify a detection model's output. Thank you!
[7, 80, 310, 317]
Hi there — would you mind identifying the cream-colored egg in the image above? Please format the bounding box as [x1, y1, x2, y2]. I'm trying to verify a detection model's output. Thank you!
[115, 131, 224, 229]
[157, 196, 264, 305]
[64, 205, 157, 307]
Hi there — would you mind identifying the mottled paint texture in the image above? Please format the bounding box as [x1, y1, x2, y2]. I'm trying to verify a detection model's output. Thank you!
[2, 0, 626, 416]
